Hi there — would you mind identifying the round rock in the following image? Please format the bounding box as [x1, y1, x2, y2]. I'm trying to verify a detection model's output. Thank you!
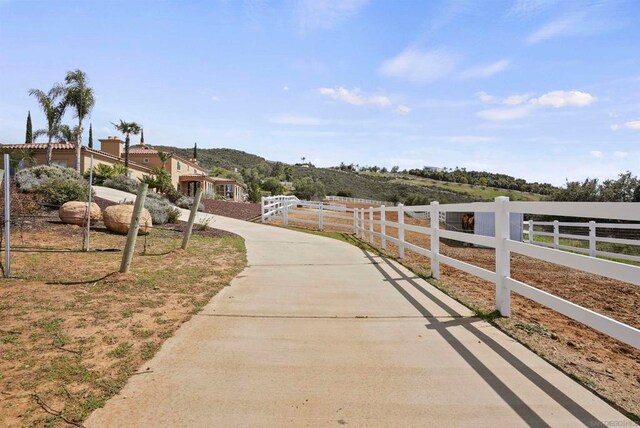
[59, 201, 102, 226]
[103, 204, 152, 235]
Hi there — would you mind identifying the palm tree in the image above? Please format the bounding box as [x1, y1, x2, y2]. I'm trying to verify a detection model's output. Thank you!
[64, 69, 95, 172]
[157, 150, 173, 169]
[112, 120, 142, 168]
[28, 85, 66, 165]
[56, 124, 80, 144]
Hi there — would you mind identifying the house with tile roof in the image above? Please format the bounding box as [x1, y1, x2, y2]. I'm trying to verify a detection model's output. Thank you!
[2, 138, 247, 202]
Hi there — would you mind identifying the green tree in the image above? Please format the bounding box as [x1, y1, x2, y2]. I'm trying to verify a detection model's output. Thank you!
[247, 182, 261, 203]
[140, 128, 145, 144]
[28, 84, 66, 165]
[25, 111, 33, 144]
[64, 69, 95, 172]
[88, 123, 93, 148]
[283, 165, 293, 181]
[293, 177, 326, 200]
[157, 150, 173, 169]
[261, 177, 284, 195]
[56, 124, 80, 144]
[193, 142, 197, 160]
[112, 120, 142, 168]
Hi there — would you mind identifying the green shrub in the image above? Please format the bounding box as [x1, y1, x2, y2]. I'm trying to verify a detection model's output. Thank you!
[103, 174, 139, 194]
[175, 196, 204, 211]
[15, 165, 81, 192]
[293, 177, 326, 200]
[84, 163, 127, 186]
[261, 177, 284, 195]
[34, 176, 92, 206]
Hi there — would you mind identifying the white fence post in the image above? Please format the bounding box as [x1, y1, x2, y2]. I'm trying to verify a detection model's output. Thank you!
[495, 196, 511, 317]
[283, 200, 289, 226]
[359, 209, 364, 239]
[430, 201, 440, 279]
[589, 220, 596, 257]
[553, 220, 559, 249]
[397, 203, 405, 259]
[261, 196, 266, 223]
[380, 207, 386, 250]
[528, 219, 534, 244]
[368, 207, 373, 243]
[318, 203, 324, 230]
[352, 209, 357, 234]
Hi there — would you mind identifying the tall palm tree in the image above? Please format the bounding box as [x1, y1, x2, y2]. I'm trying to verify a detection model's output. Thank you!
[157, 150, 173, 169]
[112, 120, 142, 168]
[28, 85, 66, 165]
[64, 69, 95, 172]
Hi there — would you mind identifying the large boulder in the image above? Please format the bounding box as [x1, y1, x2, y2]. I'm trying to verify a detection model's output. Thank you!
[59, 201, 102, 226]
[103, 204, 152, 235]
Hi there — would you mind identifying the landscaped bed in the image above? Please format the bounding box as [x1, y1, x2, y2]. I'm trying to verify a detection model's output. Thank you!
[0, 215, 246, 426]
[201, 199, 261, 221]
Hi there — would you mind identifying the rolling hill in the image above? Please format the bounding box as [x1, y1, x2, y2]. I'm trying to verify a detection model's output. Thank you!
[157, 145, 546, 203]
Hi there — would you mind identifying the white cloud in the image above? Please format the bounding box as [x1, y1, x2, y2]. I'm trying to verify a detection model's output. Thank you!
[477, 91, 497, 103]
[296, 0, 368, 32]
[379, 48, 459, 83]
[283, 86, 289, 91]
[613, 151, 628, 159]
[503, 94, 531, 105]
[318, 87, 391, 107]
[509, 0, 552, 17]
[394, 105, 411, 115]
[526, 19, 573, 44]
[444, 135, 497, 144]
[590, 150, 604, 158]
[459, 59, 510, 79]
[476, 106, 532, 121]
[211, 96, 221, 102]
[624, 120, 640, 130]
[270, 115, 323, 126]
[530, 90, 596, 108]
[610, 124, 620, 131]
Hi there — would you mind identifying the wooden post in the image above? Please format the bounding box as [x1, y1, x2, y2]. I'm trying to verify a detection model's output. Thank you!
[380, 207, 386, 250]
[182, 187, 204, 250]
[119, 183, 149, 274]
[589, 221, 596, 257]
[430, 201, 440, 279]
[495, 196, 511, 317]
[397, 203, 405, 259]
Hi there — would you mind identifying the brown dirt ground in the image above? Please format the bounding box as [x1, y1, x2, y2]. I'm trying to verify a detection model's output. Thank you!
[201, 199, 261, 221]
[0, 213, 246, 427]
[271, 208, 640, 420]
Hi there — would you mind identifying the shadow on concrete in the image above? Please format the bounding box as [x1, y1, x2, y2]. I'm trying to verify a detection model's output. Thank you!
[361, 249, 605, 428]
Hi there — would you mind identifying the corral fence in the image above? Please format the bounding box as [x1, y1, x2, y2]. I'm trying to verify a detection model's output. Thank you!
[324, 195, 395, 206]
[261, 195, 640, 349]
[524, 220, 640, 263]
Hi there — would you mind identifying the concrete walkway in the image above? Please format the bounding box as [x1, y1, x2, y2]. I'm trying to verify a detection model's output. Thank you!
[88, 187, 631, 427]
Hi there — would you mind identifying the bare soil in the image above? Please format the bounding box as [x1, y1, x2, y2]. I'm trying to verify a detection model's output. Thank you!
[201, 199, 261, 221]
[274, 208, 640, 420]
[0, 216, 246, 427]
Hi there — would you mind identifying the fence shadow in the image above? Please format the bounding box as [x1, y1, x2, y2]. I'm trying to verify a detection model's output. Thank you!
[360, 248, 606, 428]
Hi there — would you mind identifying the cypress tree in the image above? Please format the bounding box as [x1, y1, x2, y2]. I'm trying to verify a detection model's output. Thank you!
[88, 123, 94, 148]
[25, 111, 32, 144]
[193, 142, 197, 160]
[140, 128, 145, 145]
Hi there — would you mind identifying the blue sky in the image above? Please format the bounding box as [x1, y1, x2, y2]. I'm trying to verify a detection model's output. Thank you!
[1, 0, 639, 185]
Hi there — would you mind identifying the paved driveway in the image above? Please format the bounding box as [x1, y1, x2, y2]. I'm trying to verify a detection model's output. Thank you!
[87, 187, 630, 427]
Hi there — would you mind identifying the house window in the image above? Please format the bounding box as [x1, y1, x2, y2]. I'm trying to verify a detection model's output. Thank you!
[177, 161, 181, 171]
[51, 160, 67, 168]
[143, 158, 149, 164]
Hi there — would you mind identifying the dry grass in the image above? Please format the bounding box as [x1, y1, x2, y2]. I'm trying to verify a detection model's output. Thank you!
[0, 221, 246, 427]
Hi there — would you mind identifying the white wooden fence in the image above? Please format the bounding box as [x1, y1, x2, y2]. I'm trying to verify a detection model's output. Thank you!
[324, 195, 395, 206]
[524, 220, 640, 263]
[261, 195, 640, 349]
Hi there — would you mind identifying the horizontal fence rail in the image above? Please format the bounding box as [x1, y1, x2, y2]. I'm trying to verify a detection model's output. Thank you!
[261, 195, 640, 348]
[324, 195, 395, 206]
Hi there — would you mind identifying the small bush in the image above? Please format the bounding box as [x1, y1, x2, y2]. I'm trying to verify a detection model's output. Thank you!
[103, 174, 139, 194]
[175, 196, 204, 211]
[167, 207, 181, 223]
[15, 165, 81, 192]
[143, 197, 173, 224]
[34, 176, 92, 206]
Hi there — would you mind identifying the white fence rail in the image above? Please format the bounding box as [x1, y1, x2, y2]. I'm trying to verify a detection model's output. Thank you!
[523, 220, 640, 263]
[324, 195, 394, 206]
[261, 195, 640, 349]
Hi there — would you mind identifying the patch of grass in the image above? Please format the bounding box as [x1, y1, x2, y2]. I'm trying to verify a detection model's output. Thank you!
[140, 342, 160, 359]
[107, 342, 132, 359]
[514, 322, 551, 337]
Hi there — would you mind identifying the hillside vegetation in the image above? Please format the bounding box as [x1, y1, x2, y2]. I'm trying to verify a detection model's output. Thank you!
[157, 145, 547, 203]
